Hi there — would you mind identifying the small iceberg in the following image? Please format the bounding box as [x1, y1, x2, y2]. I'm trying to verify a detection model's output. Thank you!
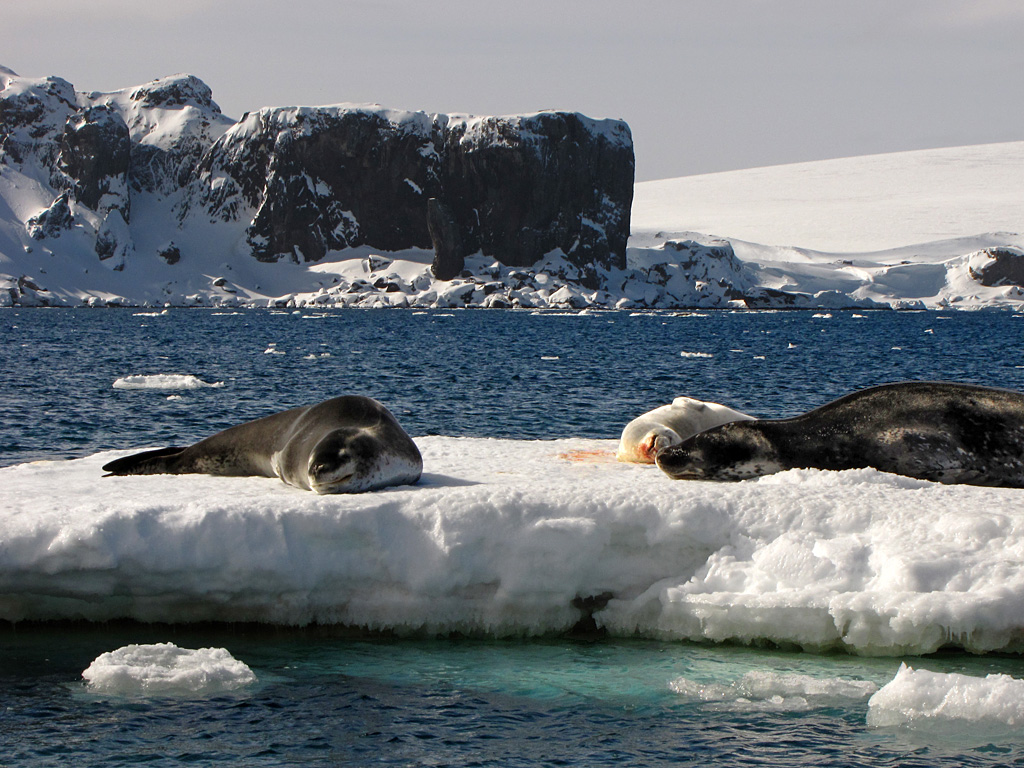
[868, 663, 1024, 730]
[82, 643, 257, 696]
[112, 374, 225, 390]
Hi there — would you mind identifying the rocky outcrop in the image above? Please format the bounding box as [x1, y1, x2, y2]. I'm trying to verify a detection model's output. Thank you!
[190, 106, 634, 273]
[437, 113, 634, 287]
[969, 248, 1024, 287]
[196, 107, 440, 262]
[0, 70, 77, 167]
[426, 197, 464, 281]
[123, 74, 233, 194]
[26, 191, 75, 239]
[2, 67, 634, 282]
[58, 104, 131, 218]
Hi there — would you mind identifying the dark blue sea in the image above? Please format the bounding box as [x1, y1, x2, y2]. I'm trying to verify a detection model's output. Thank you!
[3, 307, 1024, 767]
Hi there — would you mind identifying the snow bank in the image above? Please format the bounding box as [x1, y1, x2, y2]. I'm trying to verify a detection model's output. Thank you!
[4, 437, 1024, 655]
[112, 374, 225, 390]
[867, 663, 1024, 731]
[670, 670, 877, 712]
[632, 141, 1024, 252]
[82, 643, 256, 696]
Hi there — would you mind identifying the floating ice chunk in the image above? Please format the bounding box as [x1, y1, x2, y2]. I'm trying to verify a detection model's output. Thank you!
[867, 663, 1024, 730]
[113, 374, 225, 390]
[671, 670, 877, 712]
[82, 643, 256, 696]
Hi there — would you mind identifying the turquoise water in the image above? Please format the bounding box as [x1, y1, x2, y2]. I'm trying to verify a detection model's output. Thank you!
[3, 307, 1024, 765]
[2, 625, 1024, 766]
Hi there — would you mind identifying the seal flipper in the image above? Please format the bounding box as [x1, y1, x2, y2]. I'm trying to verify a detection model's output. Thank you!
[102, 446, 186, 476]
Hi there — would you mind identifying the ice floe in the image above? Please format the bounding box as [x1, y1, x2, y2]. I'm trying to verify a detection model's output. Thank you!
[82, 643, 256, 696]
[3, 437, 1024, 655]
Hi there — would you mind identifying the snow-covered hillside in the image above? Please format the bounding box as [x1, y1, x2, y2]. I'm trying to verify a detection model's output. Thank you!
[1, 64, 1021, 309]
[632, 142, 1024, 311]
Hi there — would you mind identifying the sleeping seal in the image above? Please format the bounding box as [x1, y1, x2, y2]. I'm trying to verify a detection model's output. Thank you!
[656, 382, 1024, 487]
[102, 395, 422, 494]
[617, 396, 754, 463]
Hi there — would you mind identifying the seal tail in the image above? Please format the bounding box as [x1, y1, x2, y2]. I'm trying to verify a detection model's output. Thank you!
[102, 446, 186, 476]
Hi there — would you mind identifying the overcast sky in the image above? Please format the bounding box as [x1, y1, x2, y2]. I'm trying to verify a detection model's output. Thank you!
[5, 0, 1023, 181]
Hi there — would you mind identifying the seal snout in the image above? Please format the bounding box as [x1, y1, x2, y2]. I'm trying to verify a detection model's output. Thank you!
[655, 446, 706, 480]
[307, 448, 358, 493]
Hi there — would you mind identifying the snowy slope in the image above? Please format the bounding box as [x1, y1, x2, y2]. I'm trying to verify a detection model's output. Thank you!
[631, 141, 1024, 310]
[632, 141, 1024, 253]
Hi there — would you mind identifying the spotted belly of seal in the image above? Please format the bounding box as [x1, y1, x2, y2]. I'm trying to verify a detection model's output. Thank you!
[656, 381, 1024, 488]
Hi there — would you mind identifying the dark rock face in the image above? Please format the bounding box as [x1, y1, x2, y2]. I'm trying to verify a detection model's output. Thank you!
[193, 107, 634, 274]
[426, 197, 464, 280]
[158, 243, 181, 265]
[58, 104, 131, 217]
[970, 248, 1024, 287]
[196, 108, 441, 262]
[439, 113, 634, 287]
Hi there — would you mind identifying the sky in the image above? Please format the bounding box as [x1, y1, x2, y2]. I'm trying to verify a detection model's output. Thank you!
[4, 0, 1024, 181]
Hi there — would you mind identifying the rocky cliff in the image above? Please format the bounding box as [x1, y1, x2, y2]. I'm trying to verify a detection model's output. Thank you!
[1, 66, 633, 291]
[3, 66, 1020, 311]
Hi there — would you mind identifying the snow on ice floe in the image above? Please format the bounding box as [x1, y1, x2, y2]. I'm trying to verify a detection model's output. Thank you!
[82, 643, 256, 696]
[4, 436, 1024, 655]
[868, 663, 1024, 732]
[112, 374, 225, 390]
[670, 670, 878, 712]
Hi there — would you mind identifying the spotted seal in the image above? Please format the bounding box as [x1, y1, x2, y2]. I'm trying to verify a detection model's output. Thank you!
[617, 396, 754, 463]
[656, 382, 1024, 487]
[102, 395, 422, 494]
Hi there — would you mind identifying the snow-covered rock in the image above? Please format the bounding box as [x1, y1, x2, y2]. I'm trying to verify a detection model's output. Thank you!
[1, 64, 1022, 310]
[1, 66, 634, 305]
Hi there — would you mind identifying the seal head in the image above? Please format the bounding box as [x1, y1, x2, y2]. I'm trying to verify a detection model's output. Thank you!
[617, 396, 754, 464]
[656, 422, 783, 481]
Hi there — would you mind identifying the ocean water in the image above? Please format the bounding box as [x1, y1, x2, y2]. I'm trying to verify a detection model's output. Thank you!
[3, 307, 1024, 767]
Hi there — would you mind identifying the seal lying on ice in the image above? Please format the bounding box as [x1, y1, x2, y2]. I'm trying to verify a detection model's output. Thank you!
[102, 396, 422, 494]
[656, 381, 1024, 487]
[617, 396, 754, 463]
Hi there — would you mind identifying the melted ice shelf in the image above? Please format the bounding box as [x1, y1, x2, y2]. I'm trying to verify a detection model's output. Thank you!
[4, 436, 1024, 656]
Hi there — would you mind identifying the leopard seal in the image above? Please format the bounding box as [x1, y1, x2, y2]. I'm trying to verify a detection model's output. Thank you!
[102, 396, 423, 494]
[656, 381, 1024, 487]
[617, 396, 754, 463]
